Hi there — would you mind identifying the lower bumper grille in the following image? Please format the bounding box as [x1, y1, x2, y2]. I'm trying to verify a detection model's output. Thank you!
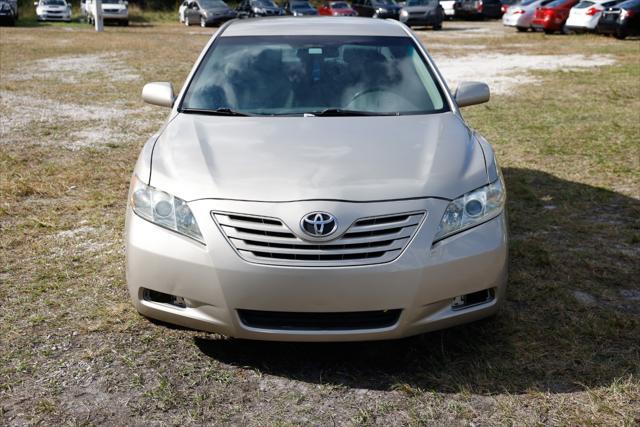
[238, 309, 402, 331]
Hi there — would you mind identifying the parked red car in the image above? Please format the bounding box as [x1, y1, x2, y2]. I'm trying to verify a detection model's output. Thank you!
[531, 0, 579, 32]
[318, 0, 358, 15]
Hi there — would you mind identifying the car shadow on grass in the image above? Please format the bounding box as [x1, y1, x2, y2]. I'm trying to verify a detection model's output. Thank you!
[193, 167, 640, 394]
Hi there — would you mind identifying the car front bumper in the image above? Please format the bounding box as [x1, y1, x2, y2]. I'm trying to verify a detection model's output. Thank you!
[400, 15, 442, 26]
[126, 198, 508, 342]
[101, 12, 128, 20]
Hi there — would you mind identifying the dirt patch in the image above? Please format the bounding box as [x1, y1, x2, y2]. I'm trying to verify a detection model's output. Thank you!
[434, 53, 616, 94]
[6, 53, 141, 84]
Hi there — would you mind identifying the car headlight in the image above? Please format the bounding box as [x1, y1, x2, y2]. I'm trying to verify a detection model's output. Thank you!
[434, 166, 506, 242]
[400, 9, 408, 16]
[376, 7, 388, 13]
[130, 175, 204, 244]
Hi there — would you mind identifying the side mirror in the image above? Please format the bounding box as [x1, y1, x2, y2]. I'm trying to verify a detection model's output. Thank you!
[142, 82, 175, 108]
[454, 81, 490, 108]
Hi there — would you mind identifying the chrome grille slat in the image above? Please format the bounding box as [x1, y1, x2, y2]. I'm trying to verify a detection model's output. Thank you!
[231, 238, 406, 255]
[212, 210, 426, 267]
[224, 226, 415, 246]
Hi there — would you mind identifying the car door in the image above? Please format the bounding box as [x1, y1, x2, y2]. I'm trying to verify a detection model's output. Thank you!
[179, 0, 188, 20]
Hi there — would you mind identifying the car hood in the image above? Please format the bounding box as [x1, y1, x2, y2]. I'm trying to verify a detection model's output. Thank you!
[149, 112, 488, 202]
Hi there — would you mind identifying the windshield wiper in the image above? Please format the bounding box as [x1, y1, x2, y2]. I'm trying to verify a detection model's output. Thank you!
[181, 107, 251, 117]
[306, 108, 398, 117]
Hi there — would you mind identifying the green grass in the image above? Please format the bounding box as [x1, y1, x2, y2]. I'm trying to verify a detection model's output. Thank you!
[0, 20, 639, 425]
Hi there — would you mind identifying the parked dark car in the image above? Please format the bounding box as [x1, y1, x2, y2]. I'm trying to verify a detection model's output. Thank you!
[236, 0, 285, 17]
[351, 0, 402, 18]
[318, 0, 358, 14]
[454, 0, 503, 18]
[399, 0, 444, 28]
[0, 0, 16, 25]
[596, 0, 639, 38]
[182, 0, 236, 26]
[283, 0, 318, 14]
[531, 0, 579, 32]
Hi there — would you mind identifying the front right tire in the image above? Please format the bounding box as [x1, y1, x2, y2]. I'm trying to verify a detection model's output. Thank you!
[516, 26, 527, 32]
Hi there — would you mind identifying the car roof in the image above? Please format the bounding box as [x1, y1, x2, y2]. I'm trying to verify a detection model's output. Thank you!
[221, 17, 409, 37]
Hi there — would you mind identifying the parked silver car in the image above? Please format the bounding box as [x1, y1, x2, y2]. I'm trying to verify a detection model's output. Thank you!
[502, 0, 551, 30]
[128, 17, 508, 341]
[180, 0, 236, 26]
[35, 0, 71, 21]
[399, 0, 444, 29]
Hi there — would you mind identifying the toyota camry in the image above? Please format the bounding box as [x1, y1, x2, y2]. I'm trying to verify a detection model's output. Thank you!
[126, 17, 508, 341]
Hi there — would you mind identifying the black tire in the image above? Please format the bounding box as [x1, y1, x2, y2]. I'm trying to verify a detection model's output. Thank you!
[122, 20, 128, 26]
[516, 26, 527, 32]
[544, 29, 554, 34]
[433, 23, 442, 30]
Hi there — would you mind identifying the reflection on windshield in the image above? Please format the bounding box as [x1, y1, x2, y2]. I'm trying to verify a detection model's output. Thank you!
[201, 0, 227, 7]
[182, 36, 448, 116]
[43, 0, 66, 5]
[252, 0, 277, 6]
[407, 0, 436, 6]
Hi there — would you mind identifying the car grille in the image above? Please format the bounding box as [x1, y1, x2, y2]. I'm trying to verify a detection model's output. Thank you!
[238, 309, 402, 331]
[409, 11, 426, 17]
[104, 8, 119, 12]
[212, 210, 425, 267]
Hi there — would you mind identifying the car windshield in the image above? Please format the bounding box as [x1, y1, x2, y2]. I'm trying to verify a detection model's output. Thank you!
[521, 0, 539, 5]
[251, 0, 277, 5]
[181, 36, 448, 116]
[374, 0, 398, 4]
[618, 0, 639, 7]
[406, 0, 437, 5]
[42, 0, 66, 5]
[201, 0, 227, 7]
[330, 1, 350, 6]
[292, 1, 312, 7]
[545, 0, 567, 6]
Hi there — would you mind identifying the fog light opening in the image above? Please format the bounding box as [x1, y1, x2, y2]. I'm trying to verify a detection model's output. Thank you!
[143, 288, 187, 309]
[451, 288, 494, 311]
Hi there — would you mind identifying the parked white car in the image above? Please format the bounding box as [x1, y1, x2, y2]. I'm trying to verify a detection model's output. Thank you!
[35, 0, 71, 21]
[565, 0, 620, 31]
[440, 0, 455, 16]
[82, 0, 128, 25]
[502, 0, 551, 30]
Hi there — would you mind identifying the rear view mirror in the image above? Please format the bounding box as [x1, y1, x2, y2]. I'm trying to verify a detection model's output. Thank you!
[454, 81, 490, 108]
[142, 82, 175, 108]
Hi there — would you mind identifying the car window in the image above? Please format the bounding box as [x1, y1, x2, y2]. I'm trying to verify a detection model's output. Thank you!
[617, 0, 638, 7]
[331, 1, 350, 6]
[545, 0, 567, 6]
[42, 0, 66, 5]
[573, 0, 593, 7]
[182, 35, 448, 116]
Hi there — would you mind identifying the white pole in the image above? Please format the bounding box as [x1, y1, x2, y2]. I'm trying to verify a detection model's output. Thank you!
[94, 0, 103, 32]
